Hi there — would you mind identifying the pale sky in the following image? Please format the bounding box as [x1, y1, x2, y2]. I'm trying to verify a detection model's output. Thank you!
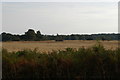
[2, 2, 118, 35]
[1, 0, 119, 2]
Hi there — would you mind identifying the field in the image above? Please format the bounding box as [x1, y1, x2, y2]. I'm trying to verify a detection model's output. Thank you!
[2, 40, 119, 53]
[2, 40, 120, 80]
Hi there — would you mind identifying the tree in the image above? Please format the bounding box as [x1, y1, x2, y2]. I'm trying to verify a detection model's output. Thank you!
[25, 29, 36, 41]
[2, 32, 13, 41]
[36, 31, 42, 40]
[12, 35, 20, 41]
[55, 34, 63, 41]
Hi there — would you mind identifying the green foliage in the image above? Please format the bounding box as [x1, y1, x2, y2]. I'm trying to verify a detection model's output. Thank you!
[25, 29, 36, 41]
[36, 31, 42, 41]
[1, 29, 119, 41]
[2, 44, 120, 80]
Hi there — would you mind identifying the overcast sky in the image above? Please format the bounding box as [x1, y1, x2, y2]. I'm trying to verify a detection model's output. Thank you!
[2, 1, 118, 35]
[1, 0, 119, 2]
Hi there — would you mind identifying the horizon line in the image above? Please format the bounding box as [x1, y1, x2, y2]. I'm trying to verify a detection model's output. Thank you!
[1, 31, 119, 35]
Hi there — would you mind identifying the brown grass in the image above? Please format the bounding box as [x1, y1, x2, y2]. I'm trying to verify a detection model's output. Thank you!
[1, 40, 118, 53]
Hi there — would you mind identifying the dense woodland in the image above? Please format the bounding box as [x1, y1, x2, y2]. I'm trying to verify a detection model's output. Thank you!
[0, 29, 119, 41]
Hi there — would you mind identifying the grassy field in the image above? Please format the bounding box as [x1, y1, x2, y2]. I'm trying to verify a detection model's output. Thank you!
[2, 42, 120, 80]
[2, 40, 119, 53]
[2, 40, 120, 79]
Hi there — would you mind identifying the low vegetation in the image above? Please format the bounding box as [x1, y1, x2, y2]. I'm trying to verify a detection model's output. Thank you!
[2, 42, 120, 80]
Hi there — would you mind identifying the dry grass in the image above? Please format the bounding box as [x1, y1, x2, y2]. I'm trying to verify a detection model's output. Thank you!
[1, 40, 119, 53]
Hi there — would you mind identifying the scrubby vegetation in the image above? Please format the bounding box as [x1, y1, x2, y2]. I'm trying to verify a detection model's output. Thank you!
[2, 42, 120, 80]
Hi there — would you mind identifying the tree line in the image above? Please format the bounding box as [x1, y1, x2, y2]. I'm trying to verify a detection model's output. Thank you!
[0, 29, 119, 41]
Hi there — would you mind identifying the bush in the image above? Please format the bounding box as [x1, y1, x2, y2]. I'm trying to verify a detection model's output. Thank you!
[2, 44, 120, 80]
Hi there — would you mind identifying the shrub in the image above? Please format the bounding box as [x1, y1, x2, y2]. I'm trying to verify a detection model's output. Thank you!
[2, 44, 120, 80]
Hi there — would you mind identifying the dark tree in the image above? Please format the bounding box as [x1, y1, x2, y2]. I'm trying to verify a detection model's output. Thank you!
[36, 31, 42, 40]
[55, 34, 63, 41]
[1, 29, 119, 41]
[25, 29, 36, 41]
[2, 32, 13, 41]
